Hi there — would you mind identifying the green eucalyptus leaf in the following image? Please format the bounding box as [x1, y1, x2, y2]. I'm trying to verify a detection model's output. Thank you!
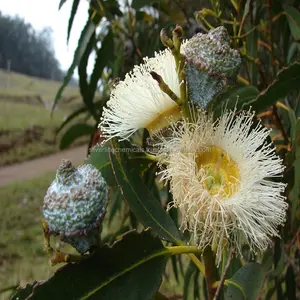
[88, 30, 114, 106]
[11, 231, 167, 300]
[261, 248, 273, 273]
[108, 189, 122, 225]
[67, 0, 80, 43]
[246, 28, 258, 85]
[286, 7, 300, 40]
[242, 0, 251, 20]
[78, 30, 97, 119]
[170, 255, 179, 283]
[10, 283, 36, 300]
[250, 62, 300, 113]
[108, 141, 181, 243]
[56, 105, 87, 134]
[90, 0, 122, 20]
[53, 19, 96, 113]
[60, 123, 94, 150]
[184, 261, 198, 300]
[213, 63, 300, 115]
[85, 143, 116, 187]
[221, 249, 242, 279]
[209, 86, 259, 118]
[224, 262, 264, 300]
[273, 250, 285, 277]
[287, 42, 300, 64]
[289, 114, 300, 224]
[285, 265, 297, 300]
[58, 0, 68, 9]
[193, 269, 200, 300]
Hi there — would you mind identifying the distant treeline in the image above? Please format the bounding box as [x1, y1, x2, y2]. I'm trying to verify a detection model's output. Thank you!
[0, 12, 75, 84]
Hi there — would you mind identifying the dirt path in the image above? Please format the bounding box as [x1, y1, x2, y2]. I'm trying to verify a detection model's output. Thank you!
[0, 145, 87, 186]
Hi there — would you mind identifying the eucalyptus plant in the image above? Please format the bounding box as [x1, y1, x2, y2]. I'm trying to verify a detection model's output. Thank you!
[10, 0, 300, 299]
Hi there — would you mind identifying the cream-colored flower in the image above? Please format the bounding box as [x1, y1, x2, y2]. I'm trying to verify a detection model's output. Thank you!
[156, 110, 287, 262]
[99, 49, 181, 140]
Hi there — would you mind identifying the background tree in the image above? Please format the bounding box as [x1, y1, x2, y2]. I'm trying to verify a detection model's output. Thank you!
[0, 13, 64, 81]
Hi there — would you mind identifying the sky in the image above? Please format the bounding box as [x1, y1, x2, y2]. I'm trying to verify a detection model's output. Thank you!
[1, 0, 90, 72]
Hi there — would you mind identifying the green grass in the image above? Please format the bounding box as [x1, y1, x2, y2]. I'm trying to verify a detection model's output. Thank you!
[0, 68, 106, 166]
[0, 69, 98, 165]
[0, 69, 81, 105]
[0, 100, 72, 166]
[0, 172, 56, 299]
[0, 101, 66, 130]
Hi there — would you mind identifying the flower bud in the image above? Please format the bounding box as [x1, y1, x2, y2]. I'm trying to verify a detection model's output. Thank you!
[182, 26, 241, 108]
[42, 160, 108, 254]
[160, 28, 173, 48]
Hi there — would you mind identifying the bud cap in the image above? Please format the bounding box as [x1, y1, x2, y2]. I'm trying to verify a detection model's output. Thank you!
[42, 160, 108, 253]
[183, 26, 241, 77]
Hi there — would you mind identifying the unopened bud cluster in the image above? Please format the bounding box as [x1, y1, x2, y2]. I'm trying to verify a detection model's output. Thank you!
[182, 26, 241, 108]
[42, 160, 108, 254]
[183, 26, 241, 77]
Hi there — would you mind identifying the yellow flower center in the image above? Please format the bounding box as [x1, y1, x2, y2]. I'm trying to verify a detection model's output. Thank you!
[195, 146, 240, 198]
[146, 105, 181, 134]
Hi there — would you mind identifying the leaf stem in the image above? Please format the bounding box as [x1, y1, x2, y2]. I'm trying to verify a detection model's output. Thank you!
[166, 245, 200, 255]
[187, 253, 206, 276]
[203, 246, 218, 300]
[174, 241, 206, 276]
[213, 248, 235, 299]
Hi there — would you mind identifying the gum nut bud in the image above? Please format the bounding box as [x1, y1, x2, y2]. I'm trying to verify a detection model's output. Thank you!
[173, 25, 184, 40]
[183, 26, 241, 77]
[160, 28, 173, 48]
[42, 159, 109, 254]
[182, 26, 241, 108]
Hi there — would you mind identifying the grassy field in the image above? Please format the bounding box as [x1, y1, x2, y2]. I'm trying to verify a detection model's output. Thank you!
[0, 173, 56, 299]
[0, 100, 69, 165]
[0, 69, 93, 166]
[0, 69, 80, 105]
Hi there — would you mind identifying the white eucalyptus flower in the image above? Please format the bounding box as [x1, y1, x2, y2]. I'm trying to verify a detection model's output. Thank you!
[99, 49, 181, 140]
[156, 110, 287, 262]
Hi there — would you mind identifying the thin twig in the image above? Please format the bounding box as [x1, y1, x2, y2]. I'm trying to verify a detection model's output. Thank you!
[286, 229, 299, 251]
[127, 3, 143, 60]
[213, 248, 235, 300]
[266, 0, 276, 75]
[257, 272, 268, 300]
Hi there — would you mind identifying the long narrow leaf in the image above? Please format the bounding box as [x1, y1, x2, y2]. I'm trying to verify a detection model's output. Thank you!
[78, 30, 97, 119]
[52, 19, 96, 113]
[108, 141, 181, 243]
[88, 30, 114, 105]
[60, 123, 94, 150]
[67, 0, 80, 44]
[58, 0, 68, 9]
[56, 105, 87, 134]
